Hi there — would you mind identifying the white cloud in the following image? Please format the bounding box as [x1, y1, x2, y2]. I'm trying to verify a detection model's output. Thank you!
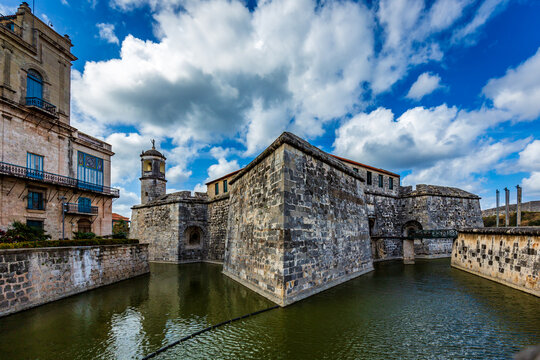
[402, 139, 526, 192]
[428, 0, 472, 31]
[193, 183, 207, 194]
[97, 23, 120, 44]
[112, 186, 140, 218]
[522, 172, 540, 197]
[333, 104, 509, 170]
[105, 132, 148, 184]
[74, 0, 499, 159]
[518, 140, 540, 172]
[406, 72, 443, 100]
[453, 0, 508, 42]
[518, 140, 540, 197]
[483, 47, 540, 120]
[206, 158, 240, 183]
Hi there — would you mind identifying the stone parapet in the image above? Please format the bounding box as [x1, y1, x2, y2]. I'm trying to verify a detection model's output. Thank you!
[0, 244, 149, 317]
[400, 184, 480, 199]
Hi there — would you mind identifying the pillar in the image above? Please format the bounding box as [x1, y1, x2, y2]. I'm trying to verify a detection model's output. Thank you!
[516, 185, 522, 227]
[403, 239, 415, 265]
[496, 189, 500, 228]
[505, 187, 510, 227]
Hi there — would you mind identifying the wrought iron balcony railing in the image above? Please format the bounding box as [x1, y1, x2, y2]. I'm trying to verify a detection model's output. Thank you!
[0, 162, 120, 197]
[25, 97, 57, 115]
[64, 203, 99, 215]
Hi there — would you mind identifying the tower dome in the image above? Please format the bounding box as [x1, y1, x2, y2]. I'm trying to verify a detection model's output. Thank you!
[140, 140, 166, 204]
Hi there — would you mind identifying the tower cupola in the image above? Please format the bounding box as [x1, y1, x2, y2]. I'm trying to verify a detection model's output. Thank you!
[140, 140, 166, 204]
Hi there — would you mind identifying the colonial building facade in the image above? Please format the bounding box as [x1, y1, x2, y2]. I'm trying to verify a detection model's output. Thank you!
[0, 3, 118, 238]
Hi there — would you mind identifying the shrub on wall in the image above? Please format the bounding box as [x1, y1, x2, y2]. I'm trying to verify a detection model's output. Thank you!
[0, 238, 139, 250]
[0, 221, 51, 243]
[73, 231, 97, 239]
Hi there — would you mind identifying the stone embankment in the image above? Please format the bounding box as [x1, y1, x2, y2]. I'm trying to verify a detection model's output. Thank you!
[451, 227, 539, 297]
[0, 244, 149, 317]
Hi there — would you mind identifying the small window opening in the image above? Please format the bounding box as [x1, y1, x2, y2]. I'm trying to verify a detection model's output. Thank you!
[389, 177, 394, 190]
[215, 183, 219, 195]
[378, 174, 383, 188]
[367, 171, 372, 185]
[223, 180, 228, 193]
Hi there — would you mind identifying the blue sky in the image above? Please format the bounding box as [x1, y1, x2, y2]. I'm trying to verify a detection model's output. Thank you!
[3, 0, 539, 216]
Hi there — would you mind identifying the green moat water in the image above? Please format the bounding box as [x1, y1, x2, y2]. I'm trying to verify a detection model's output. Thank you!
[0, 259, 538, 359]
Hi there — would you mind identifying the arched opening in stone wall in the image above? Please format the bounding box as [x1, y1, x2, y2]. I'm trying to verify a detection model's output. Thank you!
[184, 226, 203, 249]
[402, 220, 423, 237]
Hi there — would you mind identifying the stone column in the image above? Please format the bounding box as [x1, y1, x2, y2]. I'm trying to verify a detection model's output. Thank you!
[403, 239, 415, 265]
[496, 189, 500, 228]
[505, 187, 510, 227]
[516, 185, 522, 227]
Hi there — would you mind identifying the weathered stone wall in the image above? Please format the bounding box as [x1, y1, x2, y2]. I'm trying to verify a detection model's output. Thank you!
[223, 144, 285, 304]
[224, 133, 373, 306]
[177, 193, 208, 263]
[131, 201, 180, 262]
[281, 143, 373, 304]
[207, 196, 229, 262]
[451, 228, 539, 297]
[0, 244, 149, 317]
[130, 192, 209, 263]
[399, 184, 483, 258]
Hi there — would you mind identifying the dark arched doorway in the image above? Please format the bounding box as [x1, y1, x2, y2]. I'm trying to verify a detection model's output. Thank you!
[77, 219, 92, 233]
[184, 226, 203, 249]
[402, 220, 423, 265]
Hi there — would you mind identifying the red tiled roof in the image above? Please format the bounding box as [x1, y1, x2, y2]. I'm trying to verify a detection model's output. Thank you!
[205, 169, 242, 185]
[112, 213, 130, 222]
[330, 155, 400, 177]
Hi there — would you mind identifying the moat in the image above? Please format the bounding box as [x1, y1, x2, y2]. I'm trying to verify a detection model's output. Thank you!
[0, 260, 538, 360]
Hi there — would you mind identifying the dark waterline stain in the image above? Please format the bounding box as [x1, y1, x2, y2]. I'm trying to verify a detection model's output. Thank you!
[0, 259, 538, 360]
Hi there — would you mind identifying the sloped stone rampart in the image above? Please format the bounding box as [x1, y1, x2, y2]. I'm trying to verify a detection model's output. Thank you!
[451, 227, 539, 297]
[0, 244, 149, 317]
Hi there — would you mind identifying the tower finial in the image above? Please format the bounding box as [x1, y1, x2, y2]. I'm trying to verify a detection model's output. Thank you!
[151, 139, 155, 149]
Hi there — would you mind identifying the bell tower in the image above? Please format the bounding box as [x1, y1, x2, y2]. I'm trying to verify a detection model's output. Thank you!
[140, 140, 166, 204]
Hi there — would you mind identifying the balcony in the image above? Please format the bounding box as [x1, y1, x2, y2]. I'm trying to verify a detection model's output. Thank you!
[64, 203, 98, 215]
[25, 97, 57, 116]
[0, 162, 120, 197]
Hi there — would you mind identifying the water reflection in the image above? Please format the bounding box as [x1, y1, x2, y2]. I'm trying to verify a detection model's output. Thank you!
[0, 260, 538, 360]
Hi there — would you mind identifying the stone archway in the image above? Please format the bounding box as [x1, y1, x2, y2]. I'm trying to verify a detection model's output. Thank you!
[402, 220, 423, 265]
[184, 226, 203, 250]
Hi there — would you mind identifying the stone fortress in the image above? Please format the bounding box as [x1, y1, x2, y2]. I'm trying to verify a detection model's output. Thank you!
[131, 132, 483, 305]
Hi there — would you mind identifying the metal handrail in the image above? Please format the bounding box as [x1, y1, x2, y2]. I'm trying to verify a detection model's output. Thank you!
[64, 203, 99, 215]
[0, 161, 120, 197]
[25, 97, 57, 114]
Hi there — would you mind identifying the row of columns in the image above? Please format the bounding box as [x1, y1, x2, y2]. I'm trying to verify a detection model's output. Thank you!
[495, 185, 522, 227]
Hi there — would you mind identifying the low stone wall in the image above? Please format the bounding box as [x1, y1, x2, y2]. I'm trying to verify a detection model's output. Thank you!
[415, 238, 453, 258]
[0, 244, 149, 317]
[451, 228, 539, 297]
